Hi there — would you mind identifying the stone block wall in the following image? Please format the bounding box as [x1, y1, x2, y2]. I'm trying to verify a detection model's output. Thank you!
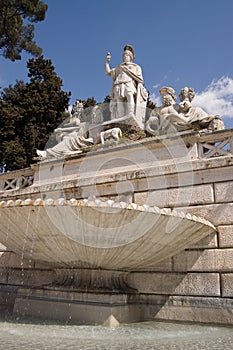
[0, 130, 233, 324]
[129, 157, 233, 325]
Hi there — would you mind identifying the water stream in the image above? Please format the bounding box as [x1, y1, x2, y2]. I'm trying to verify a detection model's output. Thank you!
[0, 318, 232, 350]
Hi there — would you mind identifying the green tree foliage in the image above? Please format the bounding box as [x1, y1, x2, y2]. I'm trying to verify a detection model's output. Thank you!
[0, 0, 48, 61]
[145, 91, 156, 122]
[0, 56, 70, 171]
[82, 97, 96, 109]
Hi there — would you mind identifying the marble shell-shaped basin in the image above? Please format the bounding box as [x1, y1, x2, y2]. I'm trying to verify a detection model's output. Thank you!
[0, 197, 216, 270]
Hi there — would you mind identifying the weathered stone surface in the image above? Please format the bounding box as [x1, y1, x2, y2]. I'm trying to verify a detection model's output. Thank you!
[85, 162, 233, 196]
[215, 181, 233, 203]
[102, 314, 120, 327]
[134, 184, 214, 208]
[0, 252, 34, 268]
[0, 268, 8, 283]
[0, 243, 6, 251]
[154, 296, 233, 325]
[13, 288, 142, 324]
[221, 274, 233, 297]
[218, 225, 233, 247]
[178, 203, 233, 226]
[192, 164, 233, 186]
[34, 261, 57, 269]
[173, 248, 233, 272]
[189, 233, 218, 248]
[1, 146, 233, 203]
[143, 257, 173, 272]
[0, 285, 18, 313]
[129, 272, 220, 296]
[0, 200, 215, 270]
[7, 269, 54, 287]
[12, 287, 233, 325]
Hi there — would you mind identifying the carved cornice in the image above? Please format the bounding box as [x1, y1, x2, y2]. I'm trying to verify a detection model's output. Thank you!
[53, 268, 134, 292]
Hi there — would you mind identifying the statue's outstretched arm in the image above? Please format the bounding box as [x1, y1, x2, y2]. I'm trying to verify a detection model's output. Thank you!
[105, 52, 112, 76]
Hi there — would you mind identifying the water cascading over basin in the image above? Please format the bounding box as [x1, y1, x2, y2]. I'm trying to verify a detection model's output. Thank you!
[0, 197, 216, 270]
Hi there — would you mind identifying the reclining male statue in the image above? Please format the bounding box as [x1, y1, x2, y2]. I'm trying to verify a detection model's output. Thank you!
[146, 86, 224, 135]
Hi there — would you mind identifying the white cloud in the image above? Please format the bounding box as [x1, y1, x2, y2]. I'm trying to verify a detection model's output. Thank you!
[193, 76, 233, 119]
[152, 83, 161, 90]
[149, 92, 161, 106]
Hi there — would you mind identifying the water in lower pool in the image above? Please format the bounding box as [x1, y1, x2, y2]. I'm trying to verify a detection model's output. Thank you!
[0, 318, 232, 350]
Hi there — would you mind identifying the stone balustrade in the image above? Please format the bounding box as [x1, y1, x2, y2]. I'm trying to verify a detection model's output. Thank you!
[0, 128, 233, 196]
[0, 168, 34, 192]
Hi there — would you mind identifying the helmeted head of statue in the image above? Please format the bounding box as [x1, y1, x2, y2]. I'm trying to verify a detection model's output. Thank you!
[123, 45, 135, 60]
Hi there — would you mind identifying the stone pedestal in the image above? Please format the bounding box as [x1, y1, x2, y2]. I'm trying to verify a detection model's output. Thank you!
[13, 287, 142, 325]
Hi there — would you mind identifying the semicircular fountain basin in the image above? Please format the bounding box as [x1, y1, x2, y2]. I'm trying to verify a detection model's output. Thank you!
[0, 197, 216, 270]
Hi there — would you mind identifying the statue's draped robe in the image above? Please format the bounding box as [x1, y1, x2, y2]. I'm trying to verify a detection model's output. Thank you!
[110, 63, 144, 98]
[109, 63, 147, 120]
[46, 132, 93, 158]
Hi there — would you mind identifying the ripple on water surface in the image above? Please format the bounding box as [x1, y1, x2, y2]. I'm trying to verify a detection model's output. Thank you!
[0, 319, 232, 350]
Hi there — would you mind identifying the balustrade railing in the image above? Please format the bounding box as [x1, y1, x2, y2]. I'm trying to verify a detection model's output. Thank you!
[0, 129, 233, 193]
[0, 168, 34, 192]
[197, 130, 233, 158]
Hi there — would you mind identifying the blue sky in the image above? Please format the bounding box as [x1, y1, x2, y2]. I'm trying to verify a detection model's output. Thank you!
[0, 0, 233, 127]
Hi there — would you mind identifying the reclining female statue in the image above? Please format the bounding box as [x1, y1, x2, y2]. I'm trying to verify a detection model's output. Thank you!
[36, 126, 94, 159]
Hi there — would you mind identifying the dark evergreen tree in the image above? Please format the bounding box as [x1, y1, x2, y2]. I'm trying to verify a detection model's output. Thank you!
[82, 97, 96, 109]
[0, 0, 48, 61]
[0, 56, 70, 171]
[0, 80, 28, 171]
[145, 91, 156, 122]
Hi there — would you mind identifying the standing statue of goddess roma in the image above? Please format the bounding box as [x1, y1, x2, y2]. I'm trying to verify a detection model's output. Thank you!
[105, 45, 148, 128]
